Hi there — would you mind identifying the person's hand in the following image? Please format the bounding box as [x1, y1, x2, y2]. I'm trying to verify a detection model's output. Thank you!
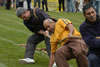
[38, 30, 51, 38]
[67, 33, 73, 39]
[43, 31, 51, 38]
[38, 30, 45, 35]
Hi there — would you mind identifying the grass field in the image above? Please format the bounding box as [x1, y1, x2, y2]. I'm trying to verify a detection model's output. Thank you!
[0, 7, 85, 67]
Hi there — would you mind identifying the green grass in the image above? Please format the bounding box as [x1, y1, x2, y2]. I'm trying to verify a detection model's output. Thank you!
[0, 7, 85, 67]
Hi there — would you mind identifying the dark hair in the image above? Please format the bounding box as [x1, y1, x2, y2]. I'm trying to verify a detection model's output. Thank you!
[83, 3, 95, 15]
[50, 17, 57, 22]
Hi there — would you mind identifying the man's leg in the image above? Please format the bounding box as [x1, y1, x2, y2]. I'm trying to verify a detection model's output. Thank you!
[67, 0, 71, 12]
[45, 0, 48, 11]
[24, 34, 44, 59]
[38, 0, 40, 8]
[68, 40, 88, 67]
[6, 0, 11, 9]
[19, 2, 23, 7]
[34, 0, 37, 7]
[70, 0, 76, 12]
[88, 53, 100, 67]
[55, 45, 74, 67]
[42, 1, 44, 10]
[16, 0, 19, 8]
[44, 36, 51, 57]
[59, 0, 61, 11]
[27, 0, 31, 9]
[62, 0, 65, 11]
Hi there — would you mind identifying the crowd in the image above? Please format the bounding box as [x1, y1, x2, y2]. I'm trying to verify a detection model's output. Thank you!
[0, 0, 100, 14]
[0, 0, 48, 11]
[60, 0, 100, 14]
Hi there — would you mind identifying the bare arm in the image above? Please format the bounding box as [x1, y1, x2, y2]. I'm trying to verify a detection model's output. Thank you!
[38, 30, 51, 38]
[65, 23, 74, 37]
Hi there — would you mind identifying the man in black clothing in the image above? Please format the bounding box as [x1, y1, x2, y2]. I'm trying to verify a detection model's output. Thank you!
[27, 0, 31, 9]
[6, 0, 11, 10]
[58, 0, 65, 12]
[16, 7, 51, 64]
[79, 3, 100, 67]
[42, 0, 48, 11]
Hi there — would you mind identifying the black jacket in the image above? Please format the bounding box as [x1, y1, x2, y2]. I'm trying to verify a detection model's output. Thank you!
[80, 16, 100, 54]
[24, 8, 50, 34]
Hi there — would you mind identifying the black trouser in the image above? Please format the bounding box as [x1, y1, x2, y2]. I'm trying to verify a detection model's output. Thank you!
[19, 2, 23, 7]
[24, 33, 51, 59]
[6, 0, 11, 9]
[42, 0, 48, 11]
[58, 0, 65, 11]
[27, 0, 31, 9]
[88, 53, 100, 67]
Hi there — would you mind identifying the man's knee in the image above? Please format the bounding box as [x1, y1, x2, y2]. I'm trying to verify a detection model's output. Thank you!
[74, 49, 85, 57]
[55, 49, 61, 56]
[74, 44, 88, 56]
[88, 54, 99, 61]
[88, 54, 100, 67]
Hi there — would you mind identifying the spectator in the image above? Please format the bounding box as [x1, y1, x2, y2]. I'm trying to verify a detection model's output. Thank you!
[11, 0, 16, 8]
[0, 0, 3, 6]
[16, 7, 51, 64]
[43, 18, 89, 67]
[78, 0, 84, 11]
[75, 0, 80, 12]
[16, 0, 19, 8]
[83, 0, 90, 5]
[58, 0, 65, 12]
[34, 0, 40, 8]
[19, 0, 24, 7]
[90, 0, 95, 6]
[42, 0, 48, 11]
[0, 0, 6, 6]
[27, 0, 31, 9]
[16, 0, 24, 9]
[79, 3, 100, 67]
[6, 0, 11, 10]
[95, 0, 100, 15]
[67, 0, 76, 12]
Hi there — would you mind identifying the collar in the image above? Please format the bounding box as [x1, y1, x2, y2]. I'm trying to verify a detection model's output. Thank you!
[85, 15, 99, 25]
